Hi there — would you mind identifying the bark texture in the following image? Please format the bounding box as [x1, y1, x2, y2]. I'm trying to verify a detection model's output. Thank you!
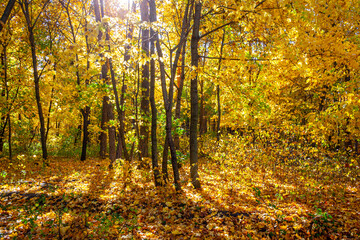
[139, 0, 150, 160]
[189, 1, 202, 189]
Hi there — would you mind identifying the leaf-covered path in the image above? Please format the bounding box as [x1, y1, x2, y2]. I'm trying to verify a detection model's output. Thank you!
[1, 138, 360, 239]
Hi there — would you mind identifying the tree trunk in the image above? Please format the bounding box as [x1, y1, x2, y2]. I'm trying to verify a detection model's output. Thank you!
[216, 30, 225, 142]
[7, 114, 11, 159]
[62, 1, 91, 161]
[0, 121, 4, 152]
[109, 61, 129, 161]
[174, 43, 187, 150]
[150, 0, 181, 191]
[199, 78, 205, 136]
[199, 43, 208, 137]
[94, 0, 116, 163]
[0, 48, 7, 153]
[81, 106, 90, 161]
[100, 96, 108, 158]
[149, 2, 161, 186]
[94, 0, 107, 158]
[20, 0, 48, 160]
[107, 97, 116, 168]
[174, 1, 191, 150]
[113, 3, 135, 161]
[162, 138, 169, 183]
[216, 86, 221, 141]
[139, 0, 150, 161]
[45, 88, 54, 143]
[189, 1, 202, 189]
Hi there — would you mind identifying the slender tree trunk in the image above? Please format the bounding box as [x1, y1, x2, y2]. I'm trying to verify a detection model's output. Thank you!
[117, 73, 129, 160]
[62, 0, 91, 161]
[109, 61, 129, 161]
[174, 43, 187, 150]
[139, 0, 150, 161]
[216, 30, 225, 141]
[150, 0, 181, 191]
[21, 0, 48, 160]
[199, 44, 208, 136]
[199, 78, 205, 136]
[149, 4, 161, 186]
[162, 138, 169, 183]
[172, 1, 191, 151]
[94, 0, 116, 163]
[189, 1, 202, 189]
[94, 0, 107, 158]
[81, 20, 91, 161]
[45, 88, 54, 142]
[159, 0, 191, 179]
[114, 3, 135, 161]
[0, 120, 5, 152]
[81, 106, 90, 161]
[0, 48, 6, 153]
[7, 114, 11, 159]
[107, 96, 116, 168]
[216, 86, 221, 141]
[100, 96, 108, 158]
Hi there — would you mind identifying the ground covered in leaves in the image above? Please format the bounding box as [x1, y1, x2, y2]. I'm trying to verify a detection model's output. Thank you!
[1, 136, 360, 239]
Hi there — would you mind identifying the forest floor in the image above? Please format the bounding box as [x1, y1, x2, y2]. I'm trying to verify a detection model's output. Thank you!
[1, 136, 360, 239]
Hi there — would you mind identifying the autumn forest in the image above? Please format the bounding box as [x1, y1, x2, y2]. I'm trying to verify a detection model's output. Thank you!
[0, 0, 359, 239]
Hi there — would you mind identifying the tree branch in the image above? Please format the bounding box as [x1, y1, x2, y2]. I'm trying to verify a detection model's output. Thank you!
[0, 0, 16, 32]
[199, 55, 280, 61]
[200, 21, 234, 39]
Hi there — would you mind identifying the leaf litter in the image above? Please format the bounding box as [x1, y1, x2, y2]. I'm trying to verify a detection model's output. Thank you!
[0, 137, 359, 239]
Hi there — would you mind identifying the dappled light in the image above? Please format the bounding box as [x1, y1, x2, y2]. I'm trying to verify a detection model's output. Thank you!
[1, 135, 360, 238]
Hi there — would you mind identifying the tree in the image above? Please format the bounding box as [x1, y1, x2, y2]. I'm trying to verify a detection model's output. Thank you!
[149, 0, 161, 186]
[94, 0, 116, 165]
[139, 0, 150, 162]
[150, 0, 181, 191]
[19, 0, 50, 160]
[189, 0, 201, 189]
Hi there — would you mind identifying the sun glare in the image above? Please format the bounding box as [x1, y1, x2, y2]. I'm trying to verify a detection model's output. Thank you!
[115, 0, 131, 9]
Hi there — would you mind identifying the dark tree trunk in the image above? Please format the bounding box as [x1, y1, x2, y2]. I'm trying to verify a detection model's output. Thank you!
[150, 0, 181, 191]
[162, 138, 169, 183]
[174, 43, 187, 150]
[0, 48, 7, 153]
[0, 0, 16, 32]
[62, 1, 91, 161]
[113, 3, 136, 161]
[149, 1, 161, 186]
[100, 96, 108, 158]
[199, 78, 205, 136]
[139, 0, 150, 161]
[94, 0, 116, 163]
[189, 1, 202, 189]
[94, 0, 107, 158]
[7, 114, 11, 159]
[199, 44, 208, 136]
[110, 61, 129, 161]
[0, 123, 4, 152]
[108, 98, 116, 168]
[81, 106, 90, 161]
[216, 30, 225, 142]
[216, 86, 221, 141]
[174, 1, 191, 150]
[45, 88, 54, 143]
[20, 0, 48, 160]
